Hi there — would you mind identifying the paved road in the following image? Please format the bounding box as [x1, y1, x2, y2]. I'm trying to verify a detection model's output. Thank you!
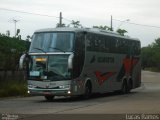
[0, 71, 160, 119]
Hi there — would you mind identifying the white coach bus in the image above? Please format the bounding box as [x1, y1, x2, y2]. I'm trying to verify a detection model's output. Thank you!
[20, 27, 141, 101]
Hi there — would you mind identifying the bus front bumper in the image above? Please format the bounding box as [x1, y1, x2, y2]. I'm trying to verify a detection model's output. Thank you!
[28, 88, 72, 96]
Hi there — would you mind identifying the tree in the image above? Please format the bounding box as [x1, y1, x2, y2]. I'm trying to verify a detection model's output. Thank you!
[0, 35, 30, 71]
[93, 25, 112, 31]
[6, 30, 10, 37]
[152, 38, 160, 49]
[56, 23, 66, 27]
[141, 38, 160, 70]
[69, 20, 82, 28]
[16, 29, 20, 36]
[116, 29, 128, 36]
[141, 46, 154, 69]
[25, 35, 31, 50]
[151, 38, 160, 69]
[26, 35, 31, 41]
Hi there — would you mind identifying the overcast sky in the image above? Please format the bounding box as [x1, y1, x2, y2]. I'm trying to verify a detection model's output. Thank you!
[0, 0, 160, 46]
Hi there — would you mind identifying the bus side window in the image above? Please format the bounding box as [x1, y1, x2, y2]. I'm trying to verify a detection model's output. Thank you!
[110, 37, 117, 53]
[99, 36, 105, 52]
[93, 34, 106, 52]
[94, 35, 98, 51]
[73, 32, 85, 78]
[133, 41, 140, 55]
[86, 33, 94, 51]
[104, 36, 110, 53]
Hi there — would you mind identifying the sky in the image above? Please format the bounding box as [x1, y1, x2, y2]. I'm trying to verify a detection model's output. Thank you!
[0, 0, 160, 46]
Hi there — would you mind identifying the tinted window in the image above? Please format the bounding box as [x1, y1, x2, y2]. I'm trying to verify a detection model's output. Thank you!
[73, 32, 85, 78]
[29, 32, 74, 53]
[86, 32, 140, 55]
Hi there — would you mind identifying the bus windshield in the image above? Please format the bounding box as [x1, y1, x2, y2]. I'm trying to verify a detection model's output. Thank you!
[29, 55, 71, 81]
[29, 32, 74, 53]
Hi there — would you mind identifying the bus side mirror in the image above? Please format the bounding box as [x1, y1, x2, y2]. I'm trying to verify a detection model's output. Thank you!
[19, 54, 26, 70]
[68, 53, 74, 70]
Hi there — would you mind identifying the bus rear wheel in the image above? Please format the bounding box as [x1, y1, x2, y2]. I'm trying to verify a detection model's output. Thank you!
[121, 80, 128, 94]
[121, 79, 132, 94]
[128, 79, 133, 93]
[44, 95, 55, 101]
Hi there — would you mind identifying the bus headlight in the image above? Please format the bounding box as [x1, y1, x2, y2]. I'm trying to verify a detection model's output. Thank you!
[67, 90, 71, 94]
[59, 85, 70, 89]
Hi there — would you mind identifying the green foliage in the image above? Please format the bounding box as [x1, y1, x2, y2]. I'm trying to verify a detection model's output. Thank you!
[0, 35, 30, 97]
[116, 29, 128, 36]
[0, 35, 30, 70]
[56, 23, 66, 27]
[56, 20, 83, 28]
[69, 20, 82, 28]
[0, 80, 28, 97]
[141, 38, 160, 71]
[93, 25, 112, 31]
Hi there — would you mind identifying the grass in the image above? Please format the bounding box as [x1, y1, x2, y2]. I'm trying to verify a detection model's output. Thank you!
[0, 79, 28, 98]
[144, 67, 160, 72]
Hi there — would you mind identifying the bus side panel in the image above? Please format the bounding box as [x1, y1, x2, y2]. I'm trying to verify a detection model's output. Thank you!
[82, 51, 126, 93]
[132, 58, 141, 89]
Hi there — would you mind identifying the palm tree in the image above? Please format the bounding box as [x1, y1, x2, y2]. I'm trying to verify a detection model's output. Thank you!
[93, 25, 112, 31]
[70, 20, 82, 28]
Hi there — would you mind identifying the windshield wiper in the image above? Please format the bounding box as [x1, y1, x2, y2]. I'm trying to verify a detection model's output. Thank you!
[49, 47, 65, 53]
[33, 48, 46, 53]
[47, 71, 66, 79]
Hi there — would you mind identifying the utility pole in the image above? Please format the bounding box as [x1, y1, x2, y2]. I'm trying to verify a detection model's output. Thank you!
[111, 15, 113, 31]
[12, 19, 19, 37]
[59, 12, 62, 27]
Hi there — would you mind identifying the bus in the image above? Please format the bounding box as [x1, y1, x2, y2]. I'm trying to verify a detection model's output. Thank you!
[19, 27, 141, 101]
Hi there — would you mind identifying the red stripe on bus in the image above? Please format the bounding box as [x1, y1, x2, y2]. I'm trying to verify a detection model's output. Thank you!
[123, 58, 139, 74]
[95, 71, 116, 85]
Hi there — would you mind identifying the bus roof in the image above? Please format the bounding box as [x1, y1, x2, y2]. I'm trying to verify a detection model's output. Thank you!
[34, 27, 140, 41]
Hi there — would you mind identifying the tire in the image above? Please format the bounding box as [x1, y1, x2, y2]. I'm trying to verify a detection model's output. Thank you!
[44, 95, 55, 101]
[83, 82, 92, 99]
[127, 80, 133, 93]
[121, 80, 128, 94]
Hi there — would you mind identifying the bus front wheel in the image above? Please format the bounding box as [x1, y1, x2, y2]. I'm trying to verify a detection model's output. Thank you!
[83, 82, 92, 99]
